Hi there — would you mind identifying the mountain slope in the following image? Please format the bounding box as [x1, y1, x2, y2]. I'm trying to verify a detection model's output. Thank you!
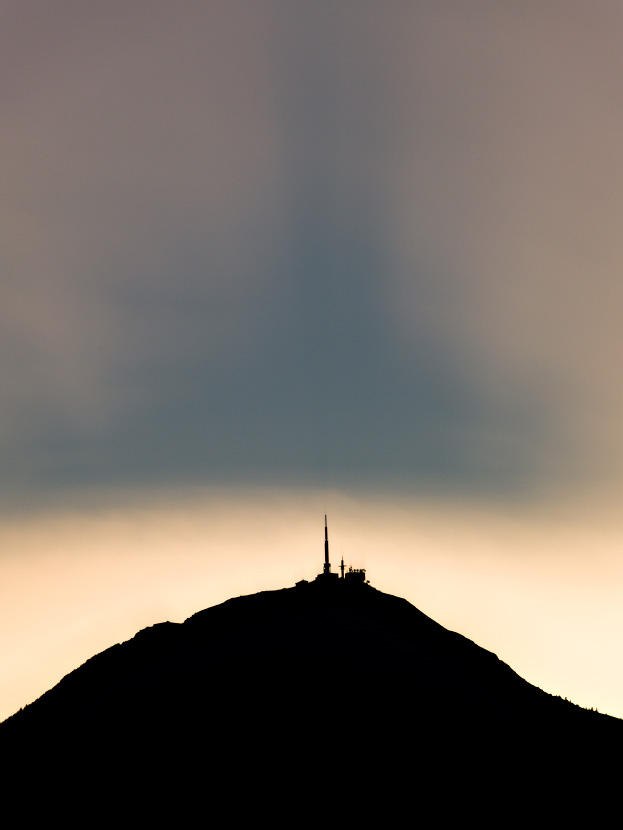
[1, 578, 620, 816]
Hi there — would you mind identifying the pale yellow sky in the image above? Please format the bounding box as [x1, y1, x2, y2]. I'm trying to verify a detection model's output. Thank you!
[2, 486, 622, 723]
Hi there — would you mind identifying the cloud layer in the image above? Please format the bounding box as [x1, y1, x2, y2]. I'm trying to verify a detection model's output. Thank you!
[4, 2, 623, 502]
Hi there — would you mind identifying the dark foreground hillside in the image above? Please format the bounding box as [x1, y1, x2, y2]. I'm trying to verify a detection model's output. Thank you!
[1, 579, 620, 818]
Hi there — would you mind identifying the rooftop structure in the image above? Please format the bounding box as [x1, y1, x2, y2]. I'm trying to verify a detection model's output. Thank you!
[296, 517, 368, 587]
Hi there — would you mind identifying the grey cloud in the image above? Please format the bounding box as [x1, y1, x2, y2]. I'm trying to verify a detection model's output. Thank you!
[3, 2, 623, 504]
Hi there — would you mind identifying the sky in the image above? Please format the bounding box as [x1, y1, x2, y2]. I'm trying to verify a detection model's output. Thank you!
[3, 1, 623, 722]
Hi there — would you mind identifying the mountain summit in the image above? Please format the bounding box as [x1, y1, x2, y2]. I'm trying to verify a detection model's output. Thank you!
[2, 522, 621, 816]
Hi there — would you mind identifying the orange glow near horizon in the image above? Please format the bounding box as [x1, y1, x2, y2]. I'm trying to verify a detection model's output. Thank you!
[1, 486, 623, 723]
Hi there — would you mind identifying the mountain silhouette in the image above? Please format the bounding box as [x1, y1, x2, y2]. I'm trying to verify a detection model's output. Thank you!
[1, 570, 621, 819]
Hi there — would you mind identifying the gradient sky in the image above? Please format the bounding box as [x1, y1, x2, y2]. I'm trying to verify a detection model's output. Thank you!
[3, 2, 623, 722]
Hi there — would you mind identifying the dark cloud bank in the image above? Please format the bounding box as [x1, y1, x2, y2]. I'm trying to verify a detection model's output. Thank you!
[4, 2, 619, 505]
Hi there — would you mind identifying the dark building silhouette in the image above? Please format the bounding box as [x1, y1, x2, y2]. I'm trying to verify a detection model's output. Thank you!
[305, 515, 367, 585]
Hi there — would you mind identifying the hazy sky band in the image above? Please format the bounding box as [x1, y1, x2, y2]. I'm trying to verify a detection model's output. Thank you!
[4, 2, 623, 502]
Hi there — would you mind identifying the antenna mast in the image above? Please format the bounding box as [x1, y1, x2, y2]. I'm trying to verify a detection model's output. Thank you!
[324, 514, 331, 574]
